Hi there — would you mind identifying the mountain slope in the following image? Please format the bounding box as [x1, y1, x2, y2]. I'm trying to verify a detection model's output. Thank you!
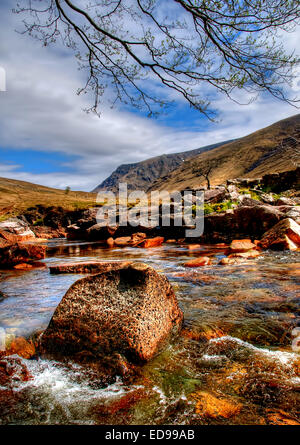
[149, 114, 300, 192]
[92, 140, 234, 193]
[0, 177, 96, 219]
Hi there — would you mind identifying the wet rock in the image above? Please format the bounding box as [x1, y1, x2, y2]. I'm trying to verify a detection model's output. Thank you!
[86, 224, 118, 241]
[187, 244, 201, 250]
[0, 242, 46, 267]
[218, 257, 244, 265]
[229, 239, 257, 253]
[138, 236, 164, 248]
[131, 232, 147, 244]
[184, 257, 212, 267]
[191, 391, 242, 419]
[32, 226, 66, 239]
[0, 218, 36, 243]
[6, 337, 36, 359]
[260, 218, 300, 250]
[114, 236, 132, 247]
[267, 410, 300, 425]
[13, 263, 34, 270]
[0, 354, 32, 387]
[49, 260, 132, 275]
[228, 250, 261, 259]
[66, 224, 86, 240]
[41, 262, 183, 364]
[106, 237, 115, 248]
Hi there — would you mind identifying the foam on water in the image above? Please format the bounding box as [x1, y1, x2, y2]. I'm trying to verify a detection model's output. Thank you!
[209, 336, 299, 366]
[14, 358, 141, 403]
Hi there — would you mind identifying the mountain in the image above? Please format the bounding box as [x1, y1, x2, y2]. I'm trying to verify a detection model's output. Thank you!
[92, 140, 234, 193]
[0, 177, 96, 219]
[148, 114, 300, 192]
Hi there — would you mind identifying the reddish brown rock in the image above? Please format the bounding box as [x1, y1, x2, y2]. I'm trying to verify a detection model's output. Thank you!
[86, 224, 118, 241]
[184, 257, 212, 267]
[259, 218, 300, 250]
[228, 250, 261, 259]
[0, 354, 32, 387]
[106, 237, 115, 248]
[0, 218, 36, 243]
[41, 262, 183, 363]
[229, 239, 256, 253]
[32, 226, 66, 239]
[0, 242, 46, 267]
[131, 232, 147, 245]
[191, 391, 242, 419]
[218, 257, 243, 265]
[138, 237, 164, 248]
[187, 244, 201, 250]
[114, 236, 132, 247]
[49, 260, 132, 275]
[6, 337, 36, 359]
[13, 263, 34, 270]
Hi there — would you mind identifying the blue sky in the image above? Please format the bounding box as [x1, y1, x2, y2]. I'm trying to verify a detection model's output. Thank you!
[0, 1, 300, 191]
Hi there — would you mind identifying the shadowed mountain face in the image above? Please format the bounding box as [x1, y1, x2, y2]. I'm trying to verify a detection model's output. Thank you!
[148, 114, 300, 192]
[92, 141, 234, 193]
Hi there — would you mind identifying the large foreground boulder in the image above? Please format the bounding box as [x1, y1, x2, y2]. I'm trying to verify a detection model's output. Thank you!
[259, 218, 300, 250]
[41, 263, 183, 363]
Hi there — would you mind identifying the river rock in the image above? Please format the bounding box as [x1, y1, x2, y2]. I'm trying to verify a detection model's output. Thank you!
[184, 257, 212, 267]
[0, 218, 35, 243]
[0, 242, 46, 267]
[86, 224, 118, 241]
[138, 236, 164, 248]
[41, 263, 183, 363]
[229, 239, 257, 253]
[259, 218, 300, 250]
[49, 260, 132, 274]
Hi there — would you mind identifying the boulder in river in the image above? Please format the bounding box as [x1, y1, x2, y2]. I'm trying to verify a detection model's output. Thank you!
[228, 239, 257, 253]
[49, 260, 132, 274]
[184, 257, 212, 267]
[259, 218, 300, 250]
[0, 218, 36, 243]
[41, 262, 183, 364]
[0, 241, 46, 267]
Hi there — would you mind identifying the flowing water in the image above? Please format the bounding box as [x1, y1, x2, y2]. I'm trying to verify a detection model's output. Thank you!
[0, 240, 299, 425]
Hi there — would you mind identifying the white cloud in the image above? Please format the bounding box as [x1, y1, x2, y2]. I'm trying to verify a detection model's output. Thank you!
[0, 3, 299, 191]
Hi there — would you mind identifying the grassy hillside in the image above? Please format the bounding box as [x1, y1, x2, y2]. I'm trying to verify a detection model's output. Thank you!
[0, 177, 97, 220]
[92, 140, 234, 193]
[149, 114, 300, 192]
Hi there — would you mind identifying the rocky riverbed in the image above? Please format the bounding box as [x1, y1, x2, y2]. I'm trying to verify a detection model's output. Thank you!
[0, 239, 299, 425]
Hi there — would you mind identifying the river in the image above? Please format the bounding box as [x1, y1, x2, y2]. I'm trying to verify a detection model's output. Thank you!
[0, 240, 299, 425]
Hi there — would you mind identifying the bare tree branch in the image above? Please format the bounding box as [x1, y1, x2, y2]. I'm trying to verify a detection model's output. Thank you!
[14, 0, 300, 118]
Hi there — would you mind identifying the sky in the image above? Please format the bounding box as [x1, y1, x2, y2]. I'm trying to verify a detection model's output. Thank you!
[0, 1, 300, 192]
